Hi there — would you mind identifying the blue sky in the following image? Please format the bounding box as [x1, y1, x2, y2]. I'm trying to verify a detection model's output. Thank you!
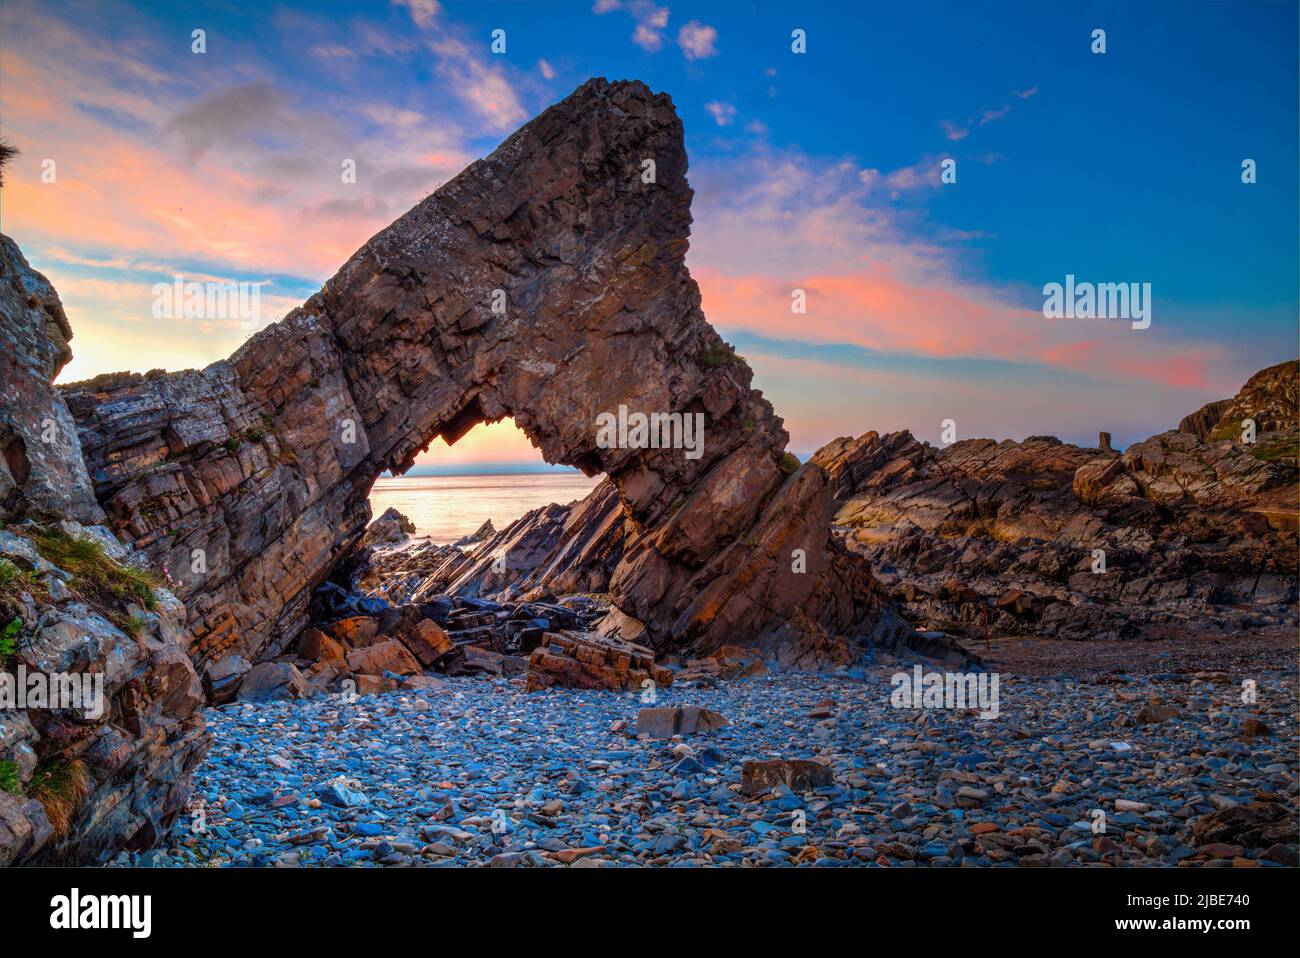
[2, 0, 1296, 465]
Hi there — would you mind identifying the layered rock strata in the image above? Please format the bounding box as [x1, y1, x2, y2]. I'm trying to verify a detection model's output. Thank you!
[817, 361, 1298, 640]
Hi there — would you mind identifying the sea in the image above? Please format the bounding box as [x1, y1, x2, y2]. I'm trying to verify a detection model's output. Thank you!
[368, 473, 602, 544]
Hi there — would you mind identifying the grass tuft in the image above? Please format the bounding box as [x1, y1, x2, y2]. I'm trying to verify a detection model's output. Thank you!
[1251, 434, 1300, 464]
[28, 756, 91, 839]
[0, 557, 40, 601]
[699, 341, 736, 370]
[27, 527, 160, 625]
[0, 617, 20, 667]
[0, 760, 20, 795]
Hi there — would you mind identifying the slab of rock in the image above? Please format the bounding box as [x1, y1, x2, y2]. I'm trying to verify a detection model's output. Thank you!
[329, 617, 380, 649]
[741, 759, 835, 796]
[345, 639, 421, 677]
[677, 645, 770, 683]
[236, 662, 309, 703]
[527, 632, 672, 693]
[1134, 702, 1179, 725]
[396, 618, 456, 668]
[453, 519, 496, 549]
[1191, 799, 1294, 849]
[636, 706, 727, 738]
[808, 699, 836, 719]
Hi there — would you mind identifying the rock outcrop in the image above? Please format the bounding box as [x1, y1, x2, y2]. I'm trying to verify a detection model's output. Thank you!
[64, 79, 931, 687]
[1, 236, 103, 524]
[820, 362, 1298, 640]
[0, 235, 209, 866]
[359, 507, 415, 548]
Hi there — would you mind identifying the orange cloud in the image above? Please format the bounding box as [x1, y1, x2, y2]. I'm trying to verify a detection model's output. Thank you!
[687, 148, 1244, 396]
[695, 266, 1230, 392]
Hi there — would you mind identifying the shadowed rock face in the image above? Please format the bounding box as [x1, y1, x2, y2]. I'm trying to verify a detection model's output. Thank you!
[64, 79, 919, 682]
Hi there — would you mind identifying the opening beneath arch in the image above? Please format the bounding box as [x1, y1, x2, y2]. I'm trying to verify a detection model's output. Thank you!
[368, 418, 603, 545]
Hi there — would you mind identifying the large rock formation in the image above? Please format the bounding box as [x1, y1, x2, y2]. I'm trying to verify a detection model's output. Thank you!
[1, 236, 103, 523]
[0, 235, 209, 866]
[64, 79, 922, 687]
[820, 362, 1298, 640]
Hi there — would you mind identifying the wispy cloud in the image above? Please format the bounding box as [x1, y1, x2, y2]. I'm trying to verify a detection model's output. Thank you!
[704, 101, 736, 126]
[940, 85, 1037, 141]
[593, 0, 670, 52]
[940, 119, 969, 142]
[688, 146, 1244, 400]
[425, 31, 528, 131]
[0, 0, 497, 380]
[392, 0, 440, 29]
[678, 20, 718, 60]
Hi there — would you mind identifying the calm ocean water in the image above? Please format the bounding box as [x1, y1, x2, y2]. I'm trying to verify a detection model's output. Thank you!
[368, 473, 602, 544]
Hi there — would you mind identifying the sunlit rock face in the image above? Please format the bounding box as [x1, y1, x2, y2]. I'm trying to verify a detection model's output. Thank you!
[65, 78, 925, 686]
[819, 362, 1299, 641]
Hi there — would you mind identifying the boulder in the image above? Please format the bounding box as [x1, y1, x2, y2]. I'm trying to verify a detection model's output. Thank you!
[236, 662, 308, 703]
[328, 617, 380, 649]
[203, 654, 251, 704]
[396, 618, 455, 668]
[741, 759, 835, 796]
[635, 706, 728, 739]
[1190, 799, 1294, 850]
[360, 507, 416, 547]
[354, 674, 396, 696]
[345, 639, 421, 677]
[297, 628, 345, 663]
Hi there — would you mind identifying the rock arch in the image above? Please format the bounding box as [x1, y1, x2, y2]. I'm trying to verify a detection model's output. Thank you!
[65, 79, 919, 682]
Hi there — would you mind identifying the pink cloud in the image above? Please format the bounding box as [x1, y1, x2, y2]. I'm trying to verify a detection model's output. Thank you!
[687, 149, 1244, 395]
[940, 120, 969, 141]
[594, 1, 670, 52]
[678, 20, 718, 60]
[704, 101, 737, 126]
[394, 0, 441, 29]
